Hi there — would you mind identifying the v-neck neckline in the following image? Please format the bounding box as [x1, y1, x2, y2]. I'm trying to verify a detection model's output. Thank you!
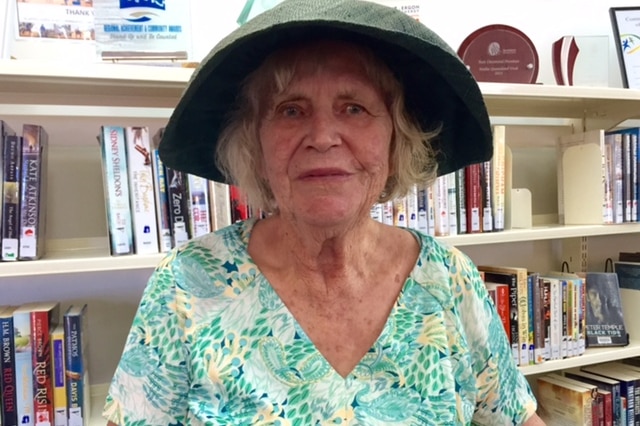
[236, 218, 423, 381]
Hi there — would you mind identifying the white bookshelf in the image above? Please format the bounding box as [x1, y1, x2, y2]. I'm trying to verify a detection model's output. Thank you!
[3, 60, 640, 414]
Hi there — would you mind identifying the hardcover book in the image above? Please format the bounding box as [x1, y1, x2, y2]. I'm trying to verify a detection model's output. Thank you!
[536, 374, 595, 426]
[99, 126, 134, 256]
[30, 302, 60, 426]
[12, 303, 37, 426]
[19, 124, 49, 260]
[187, 174, 211, 238]
[614, 261, 640, 290]
[584, 272, 628, 347]
[2, 135, 23, 261]
[124, 126, 159, 255]
[64, 304, 90, 426]
[1, 306, 18, 426]
[0, 121, 16, 232]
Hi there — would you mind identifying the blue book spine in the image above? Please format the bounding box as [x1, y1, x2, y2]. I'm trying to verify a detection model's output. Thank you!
[1, 311, 18, 426]
[64, 305, 88, 426]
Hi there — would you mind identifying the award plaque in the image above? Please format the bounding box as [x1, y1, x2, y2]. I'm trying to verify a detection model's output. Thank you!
[457, 24, 539, 84]
[552, 35, 609, 87]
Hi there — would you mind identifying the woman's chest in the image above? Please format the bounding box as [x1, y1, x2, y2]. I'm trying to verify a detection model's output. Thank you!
[184, 280, 477, 425]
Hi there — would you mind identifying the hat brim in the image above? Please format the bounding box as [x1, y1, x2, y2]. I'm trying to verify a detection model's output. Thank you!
[159, 0, 493, 182]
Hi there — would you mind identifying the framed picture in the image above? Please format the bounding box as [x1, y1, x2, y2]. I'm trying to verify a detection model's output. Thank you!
[610, 6, 640, 89]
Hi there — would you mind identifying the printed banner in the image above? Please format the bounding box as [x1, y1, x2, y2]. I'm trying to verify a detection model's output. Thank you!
[93, 0, 190, 60]
[15, 0, 94, 41]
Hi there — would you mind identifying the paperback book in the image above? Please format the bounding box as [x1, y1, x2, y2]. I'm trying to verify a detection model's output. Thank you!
[585, 272, 628, 347]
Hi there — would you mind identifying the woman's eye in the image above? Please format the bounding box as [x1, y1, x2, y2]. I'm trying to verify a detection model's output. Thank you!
[345, 104, 365, 115]
[279, 105, 301, 117]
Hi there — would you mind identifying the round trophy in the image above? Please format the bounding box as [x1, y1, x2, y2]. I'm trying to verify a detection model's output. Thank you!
[457, 24, 539, 84]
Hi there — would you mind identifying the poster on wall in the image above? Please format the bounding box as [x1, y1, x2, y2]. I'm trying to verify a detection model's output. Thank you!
[610, 6, 640, 89]
[93, 0, 191, 60]
[14, 0, 94, 41]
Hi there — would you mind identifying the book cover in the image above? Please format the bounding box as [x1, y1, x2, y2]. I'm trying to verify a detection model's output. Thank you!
[2, 135, 23, 261]
[50, 323, 66, 426]
[149, 145, 172, 253]
[1, 306, 18, 426]
[30, 302, 60, 426]
[187, 174, 211, 238]
[165, 166, 191, 247]
[19, 124, 49, 260]
[12, 303, 36, 426]
[483, 282, 510, 341]
[536, 374, 595, 426]
[614, 261, 640, 290]
[99, 126, 134, 256]
[64, 305, 90, 426]
[584, 272, 628, 347]
[124, 126, 159, 255]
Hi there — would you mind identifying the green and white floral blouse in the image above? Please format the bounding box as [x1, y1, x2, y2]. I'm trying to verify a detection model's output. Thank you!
[103, 218, 537, 425]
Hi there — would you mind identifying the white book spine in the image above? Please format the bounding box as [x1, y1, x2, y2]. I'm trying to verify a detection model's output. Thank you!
[433, 175, 449, 236]
[150, 149, 172, 252]
[382, 200, 394, 226]
[370, 202, 384, 223]
[100, 126, 133, 255]
[417, 185, 428, 233]
[209, 180, 231, 231]
[393, 196, 407, 227]
[125, 126, 159, 255]
[406, 185, 418, 230]
[188, 174, 211, 238]
[446, 172, 458, 236]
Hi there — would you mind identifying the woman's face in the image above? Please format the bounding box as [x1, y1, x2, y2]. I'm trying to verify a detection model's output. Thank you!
[258, 41, 393, 227]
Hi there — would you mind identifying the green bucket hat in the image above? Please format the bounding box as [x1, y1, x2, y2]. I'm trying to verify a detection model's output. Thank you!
[159, 0, 492, 182]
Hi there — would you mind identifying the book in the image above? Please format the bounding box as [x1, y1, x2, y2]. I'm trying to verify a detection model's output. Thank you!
[584, 272, 628, 347]
[49, 324, 66, 426]
[484, 282, 510, 341]
[63, 305, 90, 426]
[99, 126, 134, 256]
[0, 306, 18, 426]
[12, 303, 37, 426]
[30, 302, 60, 426]
[0, 121, 16, 234]
[2, 135, 23, 261]
[187, 174, 211, 238]
[149, 131, 172, 253]
[124, 126, 159, 255]
[491, 124, 506, 231]
[19, 124, 49, 260]
[165, 166, 191, 247]
[464, 163, 482, 233]
[536, 374, 595, 425]
[614, 261, 640, 291]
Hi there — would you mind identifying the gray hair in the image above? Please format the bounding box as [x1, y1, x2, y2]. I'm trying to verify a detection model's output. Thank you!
[215, 40, 440, 213]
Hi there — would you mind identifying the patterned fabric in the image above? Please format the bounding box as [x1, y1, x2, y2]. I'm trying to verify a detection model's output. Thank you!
[103, 218, 537, 425]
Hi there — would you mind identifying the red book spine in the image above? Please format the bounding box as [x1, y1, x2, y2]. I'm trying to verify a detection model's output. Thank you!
[464, 164, 482, 233]
[229, 185, 249, 223]
[31, 311, 53, 426]
[601, 391, 613, 426]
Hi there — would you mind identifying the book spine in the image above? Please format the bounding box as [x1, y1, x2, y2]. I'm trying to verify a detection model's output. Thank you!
[541, 279, 551, 361]
[13, 311, 34, 426]
[561, 279, 569, 358]
[2, 135, 23, 261]
[406, 184, 418, 230]
[631, 132, 638, 222]
[532, 274, 545, 364]
[30, 311, 54, 426]
[445, 172, 458, 236]
[64, 311, 87, 426]
[208, 181, 231, 231]
[188, 174, 211, 238]
[1, 313, 18, 426]
[550, 278, 562, 360]
[392, 196, 407, 227]
[600, 391, 612, 426]
[50, 326, 66, 426]
[613, 133, 624, 223]
[623, 132, 632, 222]
[603, 134, 614, 224]
[125, 126, 159, 255]
[229, 185, 249, 223]
[381, 200, 394, 226]
[19, 124, 47, 260]
[99, 126, 134, 255]
[416, 184, 428, 233]
[426, 186, 435, 236]
[433, 176, 448, 236]
[165, 167, 191, 247]
[150, 149, 172, 252]
[527, 274, 535, 365]
[492, 124, 506, 231]
[481, 160, 493, 232]
[369, 203, 383, 223]
[464, 164, 482, 233]
[455, 169, 467, 234]
[517, 271, 530, 366]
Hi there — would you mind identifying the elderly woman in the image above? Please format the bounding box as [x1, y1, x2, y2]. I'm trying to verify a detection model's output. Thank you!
[104, 0, 545, 425]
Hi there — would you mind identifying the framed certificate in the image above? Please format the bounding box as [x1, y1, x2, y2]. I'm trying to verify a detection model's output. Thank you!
[610, 7, 640, 89]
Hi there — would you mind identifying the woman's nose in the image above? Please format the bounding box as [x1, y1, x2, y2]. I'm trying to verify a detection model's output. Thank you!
[305, 111, 341, 152]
